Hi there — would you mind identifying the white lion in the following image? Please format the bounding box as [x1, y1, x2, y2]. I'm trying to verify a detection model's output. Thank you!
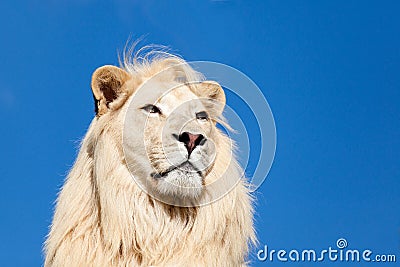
[44, 47, 255, 266]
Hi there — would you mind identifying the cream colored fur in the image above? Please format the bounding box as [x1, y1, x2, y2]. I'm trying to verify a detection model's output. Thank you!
[44, 47, 255, 266]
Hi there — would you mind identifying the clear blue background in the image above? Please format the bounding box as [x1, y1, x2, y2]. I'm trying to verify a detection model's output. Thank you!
[1, 1, 399, 266]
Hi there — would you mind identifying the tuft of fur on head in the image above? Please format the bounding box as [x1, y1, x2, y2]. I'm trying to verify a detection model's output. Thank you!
[44, 45, 256, 267]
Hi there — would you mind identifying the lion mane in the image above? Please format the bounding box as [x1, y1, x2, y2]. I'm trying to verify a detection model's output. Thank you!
[44, 47, 255, 266]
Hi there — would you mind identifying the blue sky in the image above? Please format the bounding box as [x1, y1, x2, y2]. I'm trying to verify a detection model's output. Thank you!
[1, 1, 399, 266]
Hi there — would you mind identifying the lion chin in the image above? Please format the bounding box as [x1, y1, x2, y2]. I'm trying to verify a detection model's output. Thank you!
[153, 162, 203, 199]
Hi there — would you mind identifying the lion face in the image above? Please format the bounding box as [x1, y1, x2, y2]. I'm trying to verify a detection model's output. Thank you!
[124, 80, 221, 201]
[91, 64, 226, 203]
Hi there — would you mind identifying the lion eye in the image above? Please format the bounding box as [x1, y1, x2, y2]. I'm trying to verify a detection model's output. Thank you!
[142, 104, 161, 114]
[196, 111, 209, 121]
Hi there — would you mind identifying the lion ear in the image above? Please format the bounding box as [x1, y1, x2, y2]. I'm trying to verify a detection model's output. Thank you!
[198, 81, 226, 116]
[91, 65, 131, 116]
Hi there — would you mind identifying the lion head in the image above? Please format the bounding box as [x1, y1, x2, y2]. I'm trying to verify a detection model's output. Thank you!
[90, 54, 235, 206]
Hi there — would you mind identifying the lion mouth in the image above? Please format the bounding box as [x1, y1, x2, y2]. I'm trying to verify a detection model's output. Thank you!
[151, 161, 202, 179]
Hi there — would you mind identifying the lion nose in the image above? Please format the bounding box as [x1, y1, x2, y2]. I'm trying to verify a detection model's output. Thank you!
[178, 132, 205, 155]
